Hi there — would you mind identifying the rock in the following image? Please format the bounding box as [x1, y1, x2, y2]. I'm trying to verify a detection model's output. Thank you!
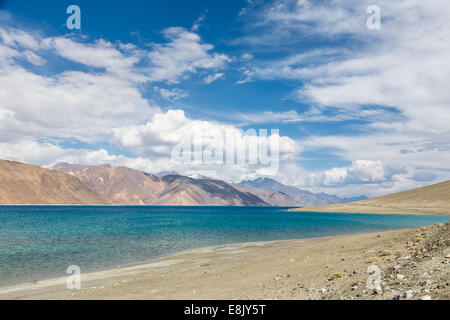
[402, 290, 414, 299]
[321, 288, 327, 293]
[426, 279, 433, 285]
[396, 274, 405, 280]
[421, 295, 432, 300]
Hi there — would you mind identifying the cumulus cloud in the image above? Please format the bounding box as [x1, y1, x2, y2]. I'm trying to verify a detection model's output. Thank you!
[0, 67, 155, 142]
[309, 160, 407, 187]
[112, 109, 299, 158]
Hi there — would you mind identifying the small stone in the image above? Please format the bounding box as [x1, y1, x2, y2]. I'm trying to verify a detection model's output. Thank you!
[426, 279, 433, 285]
[421, 295, 432, 300]
[321, 288, 327, 293]
[397, 274, 405, 280]
[402, 290, 414, 299]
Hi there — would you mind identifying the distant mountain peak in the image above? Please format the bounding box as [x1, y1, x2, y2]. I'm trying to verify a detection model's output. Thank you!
[241, 177, 367, 207]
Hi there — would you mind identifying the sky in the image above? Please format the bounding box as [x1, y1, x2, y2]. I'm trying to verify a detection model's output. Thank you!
[0, 0, 449, 197]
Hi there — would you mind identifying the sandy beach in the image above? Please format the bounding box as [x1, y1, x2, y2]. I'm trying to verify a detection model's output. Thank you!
[1, 222, 448, 300]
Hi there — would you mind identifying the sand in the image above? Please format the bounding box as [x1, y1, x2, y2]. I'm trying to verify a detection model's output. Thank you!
[1, 222, 448, 300]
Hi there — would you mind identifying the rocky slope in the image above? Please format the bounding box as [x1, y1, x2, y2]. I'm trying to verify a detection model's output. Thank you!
[52, 163, 269, 206]
[0, 160, 111, 204]
[233, 184, 303, 207]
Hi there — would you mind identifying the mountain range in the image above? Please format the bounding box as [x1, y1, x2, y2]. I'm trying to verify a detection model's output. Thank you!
[51, 162, 270, 206]
[241, 178, 367, 206]
[0, 159, 366, 206]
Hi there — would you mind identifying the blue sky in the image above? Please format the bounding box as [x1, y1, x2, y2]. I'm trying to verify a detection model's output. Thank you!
[0, 0, 449, 197]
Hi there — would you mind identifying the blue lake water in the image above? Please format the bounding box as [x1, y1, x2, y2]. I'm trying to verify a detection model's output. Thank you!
[0, 206, 448, 286]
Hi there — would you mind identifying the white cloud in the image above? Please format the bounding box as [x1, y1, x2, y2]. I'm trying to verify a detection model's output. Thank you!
[41, 37, 144, 82]
[146, 27, 230, 84]
[308, 160, 407, 187]
[111, 109, 300, 181]
[1, 25, 230, 85]
[0, 66, 155, 142]
[241, 53, 254, 61]
[203, 72, 224, 84]
[155, 87, 189, 101]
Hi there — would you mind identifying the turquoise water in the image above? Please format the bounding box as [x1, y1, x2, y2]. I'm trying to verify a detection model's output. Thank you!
[0, 206, 448, 286]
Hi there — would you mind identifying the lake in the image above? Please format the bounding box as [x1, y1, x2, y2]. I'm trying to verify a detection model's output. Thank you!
[0, 206, 448, 286]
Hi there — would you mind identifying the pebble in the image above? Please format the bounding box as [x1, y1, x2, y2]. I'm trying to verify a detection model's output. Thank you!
[321, 288, 327, 293]
[402, 290, 414, 299]
[396, 274, 405, 280]
[421, 295, 432, 300]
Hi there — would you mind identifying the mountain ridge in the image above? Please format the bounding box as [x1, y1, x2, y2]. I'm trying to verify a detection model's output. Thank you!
[292, 180, 450, 216]
[0, 160, 112, 205]
[240, 177, 367, 206]
[52, 163, 273, 206]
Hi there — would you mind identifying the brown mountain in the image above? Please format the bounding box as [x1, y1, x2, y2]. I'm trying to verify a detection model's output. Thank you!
[293, 180, 450, 216]
[0, 160, 111, 204]
[233, 184, 303, 207]
[52, 163, 270, 206]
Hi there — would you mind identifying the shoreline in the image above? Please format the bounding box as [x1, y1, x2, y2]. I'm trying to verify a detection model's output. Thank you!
[289, 207, 449, 216]
[1, 222, 448, 300]
[1, 213, 447, 288]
